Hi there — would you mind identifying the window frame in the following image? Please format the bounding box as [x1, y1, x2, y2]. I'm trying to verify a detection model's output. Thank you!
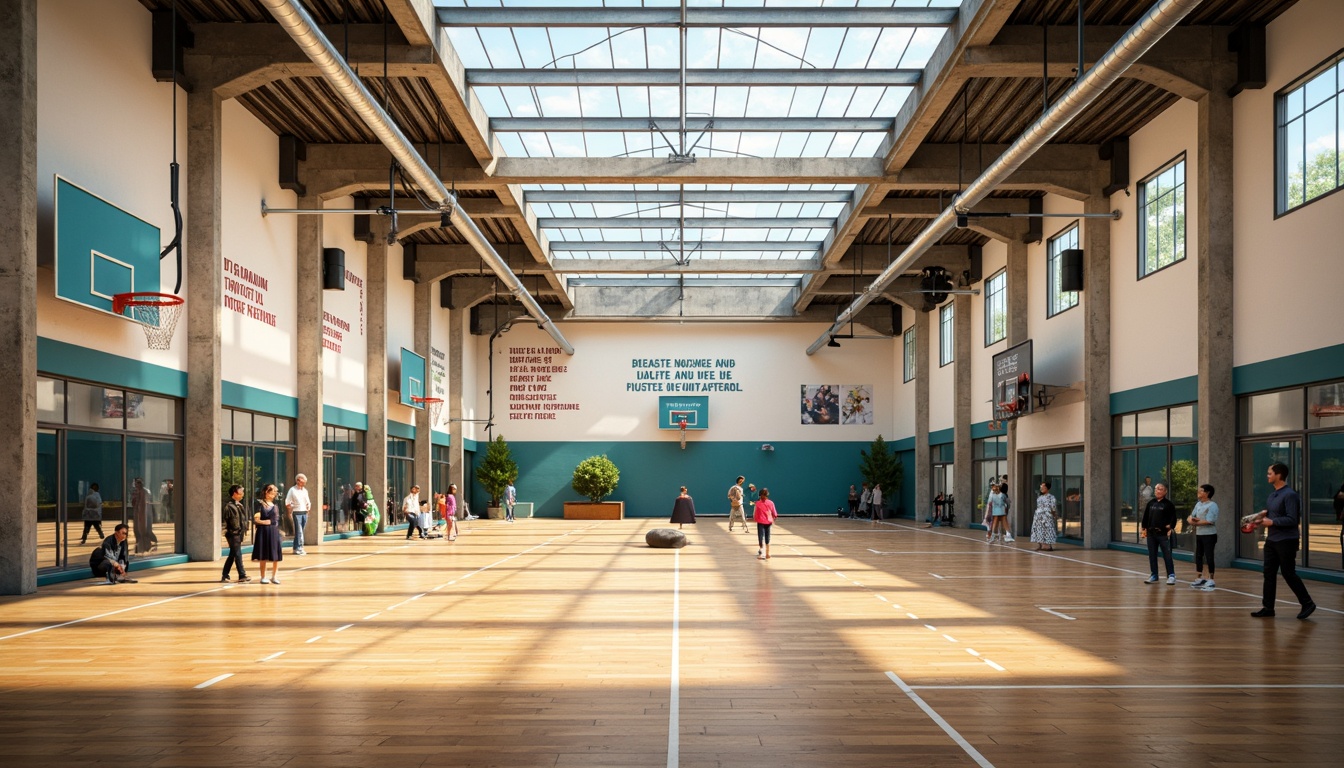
[983, 269, 1006, 346]
[1046, 222, 1080, 318]
[1137, 153, 1188, 279]
[902, 325, 916, 383]
[1275, 48, 1344, 217]
[938, 302, 955, 367]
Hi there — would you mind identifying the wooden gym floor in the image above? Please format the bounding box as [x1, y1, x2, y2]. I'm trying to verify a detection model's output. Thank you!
[0, 518, 1339, 767]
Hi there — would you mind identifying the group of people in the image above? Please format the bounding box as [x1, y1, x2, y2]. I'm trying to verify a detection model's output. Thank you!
[668, 476, 780, 559]
[844, 483, 885, 522]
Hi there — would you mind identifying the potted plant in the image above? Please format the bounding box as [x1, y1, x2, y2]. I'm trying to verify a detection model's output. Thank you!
[475, 435, 518, 519]
[859, 435, 904, 516]
[564, 455, 623, 519]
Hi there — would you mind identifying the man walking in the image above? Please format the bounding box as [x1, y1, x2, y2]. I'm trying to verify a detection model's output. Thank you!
[79, 482, 104, 545]
[727, 476, 749, 533]
[403, 485, 424, 539]
[285, 473, 312, 555]
[504, 481, 517, 523]
[221, 484, 251, 583]
[1250, 463, 1316, 619]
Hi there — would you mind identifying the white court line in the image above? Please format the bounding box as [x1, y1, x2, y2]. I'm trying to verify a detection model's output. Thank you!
[983, 660, 1006, 672]
[906, 612, 920, 620]
[935, 575, 1131, 580]
[258, 651, 285, 662]
[924, 624, 939, 632]
[334, 624, 354, 632]
[943, 634, 959, 643]
[886, 671, 996, 768]
[964, 648, 980, 657]
[305, 635, 322, 644]
[910, 683, 1344, 691]
[363, 612, 381, 621]
[869, 550, 1007, 555]
[875, 595, 888, 602]
[930, 573, 946, 579]
[195, 673, 233, 689]
[1038, 608, 1077, 621]
[667, 549, 681, 768]
[1042, 605, 1261, 611]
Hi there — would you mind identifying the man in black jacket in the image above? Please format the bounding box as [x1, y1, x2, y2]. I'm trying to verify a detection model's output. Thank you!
[89, 524, 136, 584]
[1141, 483, 1178, 585]
[221, 484, 252, 583]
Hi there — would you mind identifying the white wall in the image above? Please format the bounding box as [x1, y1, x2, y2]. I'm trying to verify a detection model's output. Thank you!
[972, 240, 1009, 424]
[321, 203, 368, 415]
[36, 0, 189, 370]
[1110, 98, 1200, 394]
[1233, 0, 1344, 367]
[891, 320, 915, 441]
[478, 323, 894, 442]
[220, 100, 298, 399]
[1015, 400, 1083, 452]
[1028, 194, 1085, 389]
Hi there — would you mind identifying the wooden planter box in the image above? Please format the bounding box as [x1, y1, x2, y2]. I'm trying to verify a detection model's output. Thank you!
[563, 501, 624, 520]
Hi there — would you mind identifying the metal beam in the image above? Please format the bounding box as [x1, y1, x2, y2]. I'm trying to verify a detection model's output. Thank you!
[491, 117, 892, 133]
[550, 259, 819, 274]
[437, 8, 958, 28]
[548, 240, 823, 252]
[537, 217, 834, 229]
[526, 191, 852, 204]
[467, 68, 922, 87]
[493, 157, 887, 184]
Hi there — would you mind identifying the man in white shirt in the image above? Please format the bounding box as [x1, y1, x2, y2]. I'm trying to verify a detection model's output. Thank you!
[871, 484, 884, 524]
[284, 474, 312, 555]
[403, 485, 424, 539]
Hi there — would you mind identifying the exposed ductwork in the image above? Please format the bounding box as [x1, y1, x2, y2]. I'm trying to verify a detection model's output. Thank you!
[807, 0, 1207, 355]
[257, 0, 574, 355]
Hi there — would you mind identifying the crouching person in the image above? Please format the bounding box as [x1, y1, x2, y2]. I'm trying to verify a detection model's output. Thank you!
[89, 524, 137, 584]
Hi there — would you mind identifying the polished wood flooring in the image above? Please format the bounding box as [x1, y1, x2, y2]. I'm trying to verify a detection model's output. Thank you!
[1, 518, 1340, 767]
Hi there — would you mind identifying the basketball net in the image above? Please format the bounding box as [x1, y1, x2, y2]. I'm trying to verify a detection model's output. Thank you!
[678, 419, 688, 450]
[113, 292, 184, 350]
[413, 397, 444, 428]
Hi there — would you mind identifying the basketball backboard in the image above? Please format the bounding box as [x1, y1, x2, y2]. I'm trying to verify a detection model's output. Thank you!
[659, 396, 708, 430]
[54, 176, 162, 316]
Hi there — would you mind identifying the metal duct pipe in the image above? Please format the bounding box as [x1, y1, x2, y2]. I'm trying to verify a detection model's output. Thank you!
[807, 0, 1205, 355]
[258, 0, 574, 355]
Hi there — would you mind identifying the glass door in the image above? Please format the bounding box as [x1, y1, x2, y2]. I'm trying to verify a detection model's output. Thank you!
[1306, 432, 1344, 570]
[127, 437, 177, 556]
[1239, 440, 1302, 562]
[37, 429, 61, 568]
[1061, 449, 1084, 539]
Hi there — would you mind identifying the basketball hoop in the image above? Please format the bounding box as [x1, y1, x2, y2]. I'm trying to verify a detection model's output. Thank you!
[412, 396, 444, 427]
[112, 292, 184, 350]
[678, 419, 688, 450]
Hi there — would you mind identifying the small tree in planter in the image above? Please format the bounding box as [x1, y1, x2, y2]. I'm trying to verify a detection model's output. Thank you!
[475, 435, 518, 517]
[566, 455, 623, 519]
[859, 435, 903, 513]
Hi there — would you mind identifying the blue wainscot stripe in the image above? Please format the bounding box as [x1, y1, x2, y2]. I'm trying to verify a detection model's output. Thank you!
[222, 381, 298, 417]
[928, 428, 954, 446]
[1233, 343, 1344, 395]
[463, 437, 479, 452]
[971, 421, 1009, 439]
[486, 441, 880, 519]
[323, 405, 368, 431]
[38, 336, 187, 397]
[890, 436, 916, 452]
[432, 430, 451, 447]
[1110, 376, 1198, 415]
[388, 420, 416, 440]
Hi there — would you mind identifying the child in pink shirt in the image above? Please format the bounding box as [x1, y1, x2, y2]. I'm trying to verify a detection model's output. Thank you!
[754, 488, 778, 559]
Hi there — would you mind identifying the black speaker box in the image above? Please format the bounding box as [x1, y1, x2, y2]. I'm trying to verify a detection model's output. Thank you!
[322, 248, 345, 290]
[1060, 249, 1084, 292]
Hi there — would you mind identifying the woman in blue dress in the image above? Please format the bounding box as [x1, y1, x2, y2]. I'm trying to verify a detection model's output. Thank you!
[252, 483, 284, 584]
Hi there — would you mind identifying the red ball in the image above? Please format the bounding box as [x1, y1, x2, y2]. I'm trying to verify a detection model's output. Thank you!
[1241, 522, 1257, 534]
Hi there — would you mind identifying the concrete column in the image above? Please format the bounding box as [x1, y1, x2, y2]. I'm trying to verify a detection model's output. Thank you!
[1198, 72, 1237, 566]
[413, 279, 432, 498]
[184, 82, 224, 562]
[952, 294, 973, 530]
[448, 306, 467, 505]
[1082, 190, 1113, 550]
[0, 0, 38, 595]
[366, 223, 389, 531]
[914, 308, 931, 522]
[295, 194, 324, 548]
[1005, 240, 1029, 516]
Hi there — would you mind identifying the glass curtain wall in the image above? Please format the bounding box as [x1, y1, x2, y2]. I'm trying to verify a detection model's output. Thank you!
[1031, 448, 1085, 540]
[323, 426, 366, 533]
[432, 445, 451, 501]
[1112, 405, 1198, 548]
[36, 375, 182, 571]
[387, 437, 415, 524]
[1237, 381, 1344, 572]
[931, 443, 953, 522]
[974, 435, 1007, 525]
[220, 409, 296, 537]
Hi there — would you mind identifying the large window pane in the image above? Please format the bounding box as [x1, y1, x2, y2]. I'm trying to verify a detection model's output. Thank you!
[1239, 440, 1300, 562]
[1114, 449, 1139, 542]
[1139, 158, 1186, 277]
[68, 430, 123, 535]
[1169, 405, 1196, 441]
[129, 394, 178, 435]
[1306, 432, 1344, 571]
[127, 437, 176, 556]
[1137, 409, 1167, 444]
[1278, 54, 1343, 212]
[1308, 382, 1344, 429]
[1167, 443, 1199, 552]
[37, 377, 65, 423]
[1243, 389, 1305, 434]
[37, 429, 60, 568]
[67, 383, 126, 429]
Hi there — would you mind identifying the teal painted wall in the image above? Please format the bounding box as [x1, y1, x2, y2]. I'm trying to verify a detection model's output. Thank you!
[491, 441, 876, 518]
[38, 336, 186, 397]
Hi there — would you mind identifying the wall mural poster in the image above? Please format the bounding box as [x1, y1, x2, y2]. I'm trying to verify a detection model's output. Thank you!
[841, 385, 874, 425]
[801, 384, 840, 425]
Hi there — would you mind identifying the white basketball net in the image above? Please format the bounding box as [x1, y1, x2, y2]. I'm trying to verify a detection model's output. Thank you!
[117, 295, 183, 350]
[679, 419, 688, 450]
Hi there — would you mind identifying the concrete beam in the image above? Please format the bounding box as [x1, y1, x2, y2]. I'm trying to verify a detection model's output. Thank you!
[914, 308, 932, 525]
[566, 282, 800, 319]
[490, 156, 887, 186]
[414, 244, 534, 283]
[301, 144, 492, 200]
[1004, 239, 1028, 508]
[445, 276, 504, 310]
[953, 294, 973, 534]
[413, 280, 433, 500]
[1081, 190, 1112, 551]
[295, 194, 324, 550]
[963, 25, 1234, 101]
[385, 0, 437, 47]
[0, 0, 37, 595]
[366, 220, 390, 533]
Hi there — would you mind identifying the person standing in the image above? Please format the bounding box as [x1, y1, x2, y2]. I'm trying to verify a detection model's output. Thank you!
[870, 484, 884, 524]
[504, 481, 518, 523]
[1141, 483, 1178, 584]
[403, 485, 424, 540]
[252, 484, 284, 585]
[79, 483, 105, 545]
[858, 482, 872, 520]
[158, 479, 174, 524]
[1138, 476, 1155, 520]
[443, 485, 459, 541]
[221, 484, 252, 583]
[670, 486, 697, 529]
[727, 476, 749, 533]
[1030, 481, 1058, 551]
[1249, 463, 1315, 619]
[1186, 484, 1220, 589]
[847, 484, 859, 518]
[285, 473, 312, 555]
[986, 484, 1007, 542]
[347, 481, 366, 531]
[131, 477, 157, 554]
[754, 488, 779, 559]
[89, 523, 137, 584]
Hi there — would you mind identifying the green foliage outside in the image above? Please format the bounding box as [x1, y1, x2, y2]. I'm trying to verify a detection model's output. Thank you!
[1161, 459, 1198, 512]
[859, 435, 903, 506]
[475, 435, 519, 507]
[1287, 148, 1340, 208]
[221, 456, 260, 502]
[572, 455, 620, 503]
